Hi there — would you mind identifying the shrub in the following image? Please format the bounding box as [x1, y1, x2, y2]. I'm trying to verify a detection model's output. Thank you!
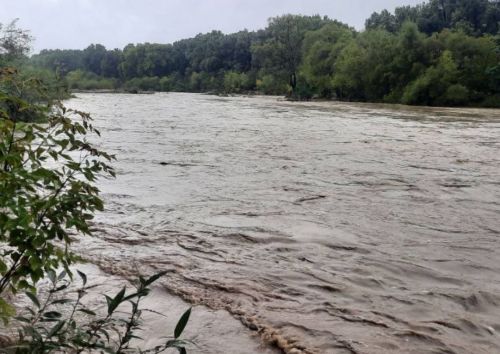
[0, 67, 115, 321]
[159, 76, 173, 92]
[7, 270, 191, 353]
[481, 94, 500, 108]
[123, 77, 160, 92]
[441, 84, 469, 106]
[223, 71, 251, 94]
[256, 74, 287, 95]
[0, 67, 192, 352]
[65, 70, 118, 91]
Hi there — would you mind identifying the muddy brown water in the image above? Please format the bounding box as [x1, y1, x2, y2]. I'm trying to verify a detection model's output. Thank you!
[67, 93, 500, 354]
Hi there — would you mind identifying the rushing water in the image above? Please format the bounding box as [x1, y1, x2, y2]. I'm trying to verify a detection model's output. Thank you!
[68, 93, 500, 354]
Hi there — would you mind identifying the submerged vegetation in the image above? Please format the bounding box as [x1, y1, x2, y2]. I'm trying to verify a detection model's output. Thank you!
[29, 0, 500, 107]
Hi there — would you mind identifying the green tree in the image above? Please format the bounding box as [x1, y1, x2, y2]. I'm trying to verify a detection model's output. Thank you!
[402, 50, 464, 105]
[365, 9, 399, 32]
[252, 15, 333, 96]
[301, 23, 354, 97]
[331, 41, 368, 100]
[0, 20, 32, 65]
[100, 49, 122, 78]
[23, 2, 500, 106]
[82, 44, 107, 76]
[384, 22, 427, 102]
[30, 49, 84, 76]
[366, 0, 500, 36]
[223, 71, 251, 93]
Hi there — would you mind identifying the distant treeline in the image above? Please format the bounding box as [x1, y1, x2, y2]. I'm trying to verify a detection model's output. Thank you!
[30, 0, 500, 107]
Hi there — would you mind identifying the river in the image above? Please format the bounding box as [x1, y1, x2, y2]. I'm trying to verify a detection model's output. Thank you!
[67, 93, 500, 354]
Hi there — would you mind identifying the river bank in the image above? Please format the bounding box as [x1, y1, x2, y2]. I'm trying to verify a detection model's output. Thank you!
[68, 89, 500, 110]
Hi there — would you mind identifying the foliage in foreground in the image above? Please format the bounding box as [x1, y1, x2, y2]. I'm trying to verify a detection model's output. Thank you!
[2, 270, 191, 354]
[0, 67, 114, 312]
[0, 26, 192, 353]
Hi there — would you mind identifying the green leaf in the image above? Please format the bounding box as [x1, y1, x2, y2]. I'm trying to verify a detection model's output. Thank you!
[47, 269, 56, 284]
[77, 270, 87, 286]
[25, 291, 40, 308]
[97, 328, 110, 343]
[43, 311, 62, 319]
[0, 297, 16, 325]
[174, 308, 191, 339]
[122, 291, 141, 302]
[58, 270, 67, 281]
[14, 316, 31, 323]
[50, 298, 73, 305]
[48, 320, 66, 338]
[107, 287, 126, 315]
[50, 283, 69, 293]
[0, 260, 7, 274]
[77, 308, 96, 316]
[144, 271, 168, 286]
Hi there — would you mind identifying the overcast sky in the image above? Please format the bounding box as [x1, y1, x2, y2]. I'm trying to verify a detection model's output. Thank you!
[0, 0, 424, 52]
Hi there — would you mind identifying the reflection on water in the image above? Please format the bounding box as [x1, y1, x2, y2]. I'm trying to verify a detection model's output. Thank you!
[68, 93, 500, 354]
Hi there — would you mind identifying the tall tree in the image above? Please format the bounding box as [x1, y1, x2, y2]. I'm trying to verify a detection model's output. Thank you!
[252, 15, 333, 96]
[82, 44, 107, 75]
[0, 20, 32, 64]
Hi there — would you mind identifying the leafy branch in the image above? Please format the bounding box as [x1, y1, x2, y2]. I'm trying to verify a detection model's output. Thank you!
[4, 270, 191, 354]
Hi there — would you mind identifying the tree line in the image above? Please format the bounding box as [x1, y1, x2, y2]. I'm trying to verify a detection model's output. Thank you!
[29, 0, 500, 107]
